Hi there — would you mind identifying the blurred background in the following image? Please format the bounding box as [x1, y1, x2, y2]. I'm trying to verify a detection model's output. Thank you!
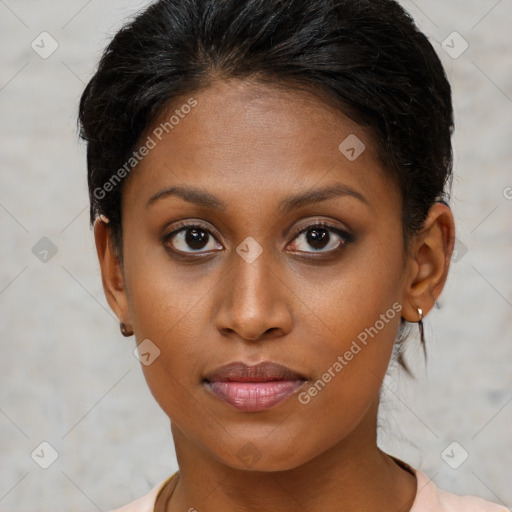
[1, 0, 511, 510]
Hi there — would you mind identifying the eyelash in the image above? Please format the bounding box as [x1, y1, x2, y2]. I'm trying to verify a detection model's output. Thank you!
[162, 220, 354, 258]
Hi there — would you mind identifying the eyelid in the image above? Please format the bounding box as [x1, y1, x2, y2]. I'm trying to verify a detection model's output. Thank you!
[289, 220, 352, 240]
[162, 219, 221, 242]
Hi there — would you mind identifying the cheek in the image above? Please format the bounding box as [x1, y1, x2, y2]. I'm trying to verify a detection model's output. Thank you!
[292, 234, 405, 417]
[298, 309, 401, 413]
[123, 232, 209, 340]
[121, 241, 208, 393]
[291, 286, 402, 454]
[297, 229, 404, 350]
[125, 265, 208, 425]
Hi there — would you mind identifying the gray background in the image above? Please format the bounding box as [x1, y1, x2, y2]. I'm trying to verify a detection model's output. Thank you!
[1, 0, 511, 510]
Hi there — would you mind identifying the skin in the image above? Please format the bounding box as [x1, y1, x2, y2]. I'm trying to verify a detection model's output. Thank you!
[94, 78, 455, 511]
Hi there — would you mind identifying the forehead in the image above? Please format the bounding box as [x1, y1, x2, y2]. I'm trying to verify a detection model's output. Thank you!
[123, 79, 398, 215]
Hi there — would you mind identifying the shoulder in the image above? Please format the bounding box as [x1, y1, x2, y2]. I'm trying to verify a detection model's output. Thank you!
[411, 469, 509, 512]
[109, 473, 178, 512]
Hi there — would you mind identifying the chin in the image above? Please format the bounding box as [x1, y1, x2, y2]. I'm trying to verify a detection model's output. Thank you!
[209, 435, 316, 473]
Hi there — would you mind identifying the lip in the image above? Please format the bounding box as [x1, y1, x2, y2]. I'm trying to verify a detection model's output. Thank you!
[203, 361, 307, 412]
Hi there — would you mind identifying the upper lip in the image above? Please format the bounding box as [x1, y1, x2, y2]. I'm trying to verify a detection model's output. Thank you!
[204, 361, 307, 383]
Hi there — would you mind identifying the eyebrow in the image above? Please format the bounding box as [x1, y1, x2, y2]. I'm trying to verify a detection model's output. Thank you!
[147, 186, 226, 211]
[146, 182, 370, 212]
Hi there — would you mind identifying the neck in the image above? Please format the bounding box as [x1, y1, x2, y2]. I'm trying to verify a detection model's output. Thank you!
[165, 399, 417, 512]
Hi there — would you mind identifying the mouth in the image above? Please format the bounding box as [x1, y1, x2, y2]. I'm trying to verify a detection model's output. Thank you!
[202, 361, 307, 412]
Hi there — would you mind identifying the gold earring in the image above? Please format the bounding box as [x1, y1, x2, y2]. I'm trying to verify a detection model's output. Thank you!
[417, 307, 426, 358]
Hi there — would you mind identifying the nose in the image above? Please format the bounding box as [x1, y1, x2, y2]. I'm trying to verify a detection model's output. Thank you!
[214, 242, 293, 343]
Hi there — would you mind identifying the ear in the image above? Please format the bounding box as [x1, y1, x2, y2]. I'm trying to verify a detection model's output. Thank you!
[401, 203, 456, 321]
[94, 218, 131, 328]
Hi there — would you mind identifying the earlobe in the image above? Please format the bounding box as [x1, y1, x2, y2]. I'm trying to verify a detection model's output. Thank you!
[94, 218, 131, 327]
[401, 203, 455, 322]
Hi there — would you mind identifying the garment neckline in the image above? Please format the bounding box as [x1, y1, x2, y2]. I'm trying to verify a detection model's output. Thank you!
[153, 471, 180, 511]
[154, 456, 418, 511]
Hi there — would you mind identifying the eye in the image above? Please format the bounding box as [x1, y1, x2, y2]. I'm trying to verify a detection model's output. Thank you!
[288, 222, 353, 254]
[163, 222, 222, 254]
[162, 220, 353, 257]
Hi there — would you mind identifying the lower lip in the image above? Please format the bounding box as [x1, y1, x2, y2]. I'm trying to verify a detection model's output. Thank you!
[205, 380, 306, 412]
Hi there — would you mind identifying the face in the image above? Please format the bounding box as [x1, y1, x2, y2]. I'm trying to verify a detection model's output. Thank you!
[104, 79, 436, 471]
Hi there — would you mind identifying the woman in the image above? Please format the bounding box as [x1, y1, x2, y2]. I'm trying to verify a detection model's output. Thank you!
[78, 0, 508, 510]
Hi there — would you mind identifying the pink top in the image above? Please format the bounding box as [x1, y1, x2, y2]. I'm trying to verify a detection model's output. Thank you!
[111, 466, 509, 512]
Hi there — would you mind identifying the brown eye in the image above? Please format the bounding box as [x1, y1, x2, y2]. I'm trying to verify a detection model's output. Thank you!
[164, 224, 222, 254]
[289, 222, 353, 253]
